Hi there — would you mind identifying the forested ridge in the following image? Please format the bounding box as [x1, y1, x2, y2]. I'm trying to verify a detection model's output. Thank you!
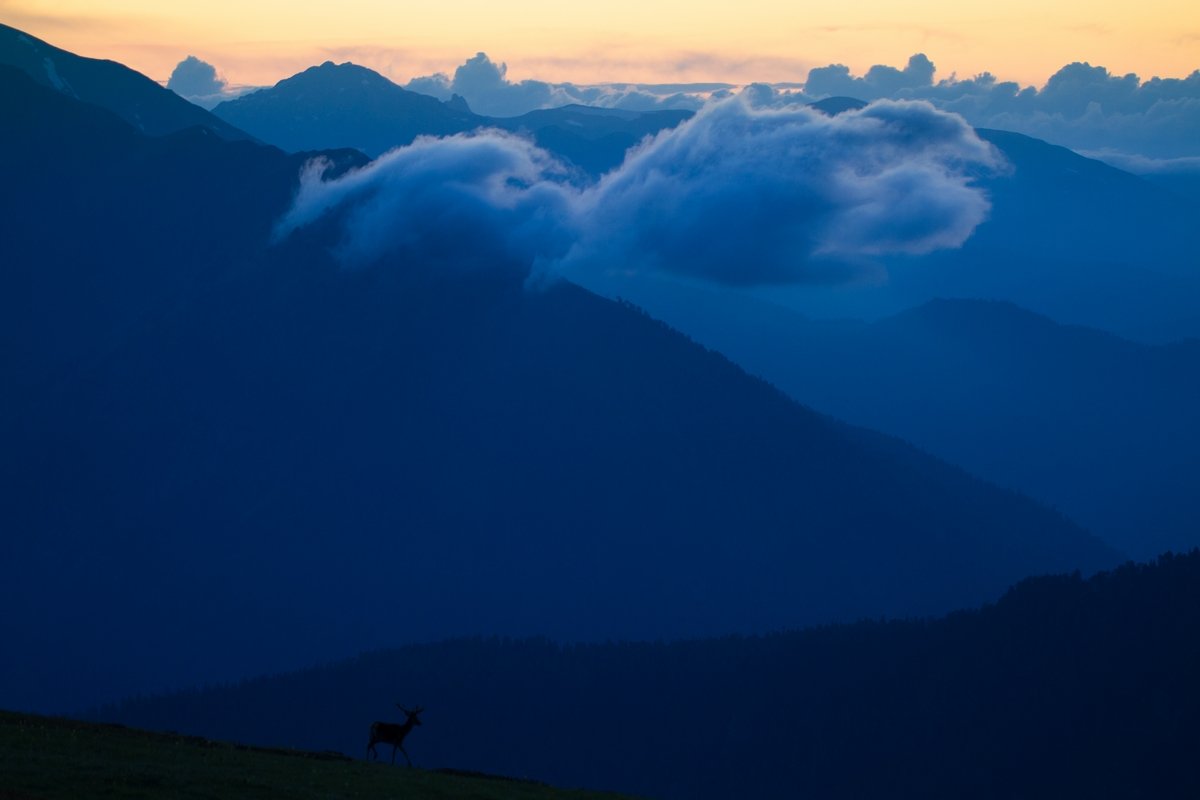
[105, 551, 1200, 799]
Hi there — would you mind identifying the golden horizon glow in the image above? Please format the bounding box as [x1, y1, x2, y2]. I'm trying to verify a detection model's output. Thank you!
[2, 0, 1198, 89]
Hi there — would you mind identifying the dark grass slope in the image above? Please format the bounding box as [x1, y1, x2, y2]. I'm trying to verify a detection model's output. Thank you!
[105, 552, 1200, 800]
[0, 64, 1120, 714]
[0, 711, 635, 800]
[0, 23, 251, 141]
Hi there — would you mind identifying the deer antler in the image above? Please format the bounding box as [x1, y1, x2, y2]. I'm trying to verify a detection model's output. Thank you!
[396, 703, 410, 714]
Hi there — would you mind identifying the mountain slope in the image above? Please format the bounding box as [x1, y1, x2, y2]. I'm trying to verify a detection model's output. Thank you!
[1, 66, 1118, 715]
[102, 551, 1200, 800]
[580, 272, 1200, 557]
[0, 64, 367, 392]
[0, 23, 252, 141]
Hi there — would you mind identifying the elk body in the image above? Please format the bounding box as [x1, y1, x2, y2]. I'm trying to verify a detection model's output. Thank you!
[367, 704, 423, 766]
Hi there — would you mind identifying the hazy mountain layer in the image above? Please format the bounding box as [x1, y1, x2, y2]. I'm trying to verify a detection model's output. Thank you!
[579, 280, 1200, 558]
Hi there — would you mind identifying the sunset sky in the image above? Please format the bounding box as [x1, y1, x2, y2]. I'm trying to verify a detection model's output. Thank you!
[2, 0, 1198, 87]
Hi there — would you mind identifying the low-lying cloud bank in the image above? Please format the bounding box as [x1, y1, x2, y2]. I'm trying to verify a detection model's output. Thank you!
[277, 97, 1001, 285]
[402, 52, 1198, 160]
[804, 55, 1200, 159]
[406, 52, 719, 117]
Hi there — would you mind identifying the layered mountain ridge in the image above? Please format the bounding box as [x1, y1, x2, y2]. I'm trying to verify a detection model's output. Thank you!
[211, 60, 690, 176]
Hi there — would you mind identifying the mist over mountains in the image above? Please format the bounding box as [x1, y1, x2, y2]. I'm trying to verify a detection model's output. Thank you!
[200, 53, 1198, 341]
[275, 96, 1001, 285]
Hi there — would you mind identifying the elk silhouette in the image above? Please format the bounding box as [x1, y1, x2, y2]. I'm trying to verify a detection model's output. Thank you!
[367, 703, 424, 765]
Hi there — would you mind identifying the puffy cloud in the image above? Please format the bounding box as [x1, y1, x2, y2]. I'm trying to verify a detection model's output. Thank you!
[404, 72, 453, 101]
[166, 55, 260, 110]
[277, 98, 1000, 286]
[167, 56, 226, 99]
[802, 56, 1200, 158]
[806, 54, 936, 100]
[737, 82, 813, 108]
[276, 131, 578, 273]
[402, 52, 573, 116]
[567, 98, 1000, 284]
[405, 52, 710, 117]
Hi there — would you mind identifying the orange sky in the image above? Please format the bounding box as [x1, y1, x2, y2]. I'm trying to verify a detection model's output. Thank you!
[2, 0, 1197, 88]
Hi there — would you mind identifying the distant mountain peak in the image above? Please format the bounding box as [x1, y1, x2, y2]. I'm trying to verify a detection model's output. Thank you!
[212, 59, 479, 156]
[445, 93, 472, 113]
[808, 96, 869, 116]
[276, 60, 395, 90]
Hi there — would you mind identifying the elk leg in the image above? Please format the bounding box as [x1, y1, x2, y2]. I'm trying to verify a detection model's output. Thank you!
[400, 745, 412, 767]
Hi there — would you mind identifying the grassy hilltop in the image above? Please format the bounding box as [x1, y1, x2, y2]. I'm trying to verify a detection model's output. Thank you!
[0, 710, 635, 800]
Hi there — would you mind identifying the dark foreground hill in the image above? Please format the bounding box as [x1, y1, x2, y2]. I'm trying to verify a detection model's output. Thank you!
[0, 711, 633, 800]
[103, 552, 1200, 800]
[1, 59, 1118, 714]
